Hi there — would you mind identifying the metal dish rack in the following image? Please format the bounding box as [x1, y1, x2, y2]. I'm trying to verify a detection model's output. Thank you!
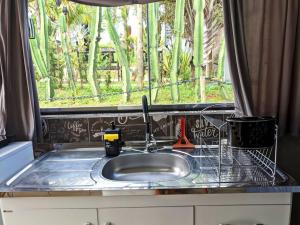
[199, 105, 279, 186]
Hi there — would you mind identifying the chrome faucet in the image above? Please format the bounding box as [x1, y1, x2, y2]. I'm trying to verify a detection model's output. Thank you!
[142, 95, 157, 152]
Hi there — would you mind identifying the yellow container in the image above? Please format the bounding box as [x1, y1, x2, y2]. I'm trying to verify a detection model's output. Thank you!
[103, 133, 119, 142]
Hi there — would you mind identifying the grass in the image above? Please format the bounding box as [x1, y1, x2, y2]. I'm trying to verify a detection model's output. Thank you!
[37, 81, 234, 108]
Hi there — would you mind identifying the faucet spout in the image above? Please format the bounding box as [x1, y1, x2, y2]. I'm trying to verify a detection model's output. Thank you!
[142, 95, 150, 133]
[141, 95, 156, 152]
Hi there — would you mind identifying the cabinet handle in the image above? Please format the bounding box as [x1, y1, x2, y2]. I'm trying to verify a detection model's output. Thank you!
[84, 223, 92, 225]
[219, 224, 264, 225]
[105, 223, 112, 225]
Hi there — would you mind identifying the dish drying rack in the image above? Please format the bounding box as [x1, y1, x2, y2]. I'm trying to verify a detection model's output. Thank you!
[197, 105, 280, 186]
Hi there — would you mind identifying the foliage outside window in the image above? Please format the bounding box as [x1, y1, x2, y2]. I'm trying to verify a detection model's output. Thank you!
[28, 0, 233, 108]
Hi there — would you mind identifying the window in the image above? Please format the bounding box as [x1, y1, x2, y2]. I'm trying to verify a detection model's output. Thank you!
[28, 0, 233, 109]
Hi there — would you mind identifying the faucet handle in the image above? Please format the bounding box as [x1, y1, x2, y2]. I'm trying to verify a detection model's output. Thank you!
[146, 134, 157, 152]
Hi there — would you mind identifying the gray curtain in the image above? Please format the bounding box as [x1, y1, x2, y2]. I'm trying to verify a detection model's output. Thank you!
[70, 0, 159, 6]
[0, 0, 42, 142]
[223, 0, 300, 135]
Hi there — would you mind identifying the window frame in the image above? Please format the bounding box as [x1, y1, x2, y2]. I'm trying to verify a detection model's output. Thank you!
[40, 103, 234, 115]
[34, 2, 233, 114]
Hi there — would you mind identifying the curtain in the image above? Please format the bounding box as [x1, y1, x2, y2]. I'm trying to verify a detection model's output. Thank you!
[223, 0, 300, 135]
[70, 0, 160, 7]
[0, 0, 6, 137]
[0, 0, 42, 142]
[223, 1, 253, 116]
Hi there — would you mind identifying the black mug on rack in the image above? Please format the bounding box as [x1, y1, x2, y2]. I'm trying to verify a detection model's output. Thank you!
[226, 116, 276, 148]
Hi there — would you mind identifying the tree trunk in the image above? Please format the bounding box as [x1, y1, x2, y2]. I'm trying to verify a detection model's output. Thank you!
[87, 7, 102, 101]
[136, 4, 144, 89]
[105, 8, 131, 102]
[193, 0, 204, 100]
[170, 0, 185, 102]
[149, 3, 160, 102]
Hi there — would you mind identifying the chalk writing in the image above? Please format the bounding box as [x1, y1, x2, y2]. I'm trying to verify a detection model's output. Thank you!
[191, 127, 218, 139]
[64, 120, 87, 136]
[117, 116, 143, 125]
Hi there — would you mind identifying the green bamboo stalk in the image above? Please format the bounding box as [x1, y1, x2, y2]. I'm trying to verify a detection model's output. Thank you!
[30, 38, 48, 77]
[217, 37, 229, 100]
[45, 77, 55, 102]
[105, 8, 131, 102]
[217, 37, 225, 80]
[33, 0, 54, 100]
[30, 38, 54, 100]
[193, 0, 204, 100]
[170, 0, 185, 102]
[59, 9, 76, 93]
[121, 6, 131, 64]
[149, 3, 161, 102]
[37, 0, 49, 69]
[136, 4, 144, 89]
[87, 7, 102, 101]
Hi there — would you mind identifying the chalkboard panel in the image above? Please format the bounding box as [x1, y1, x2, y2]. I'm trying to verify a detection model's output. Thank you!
[89, 117, 115, 142]
[115, 115, 145, 141]
[173, 115, 223, 145]
[151, 114, 173, 139]
[42, 113, 229, 144]
[43, 119, 89, 143]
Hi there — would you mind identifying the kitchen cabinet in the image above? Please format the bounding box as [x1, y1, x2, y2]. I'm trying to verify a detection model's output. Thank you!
[2, 209, 98, 225]
[0, 193, 292, 225]
[195, 205, 291, 225]
[98, 207, 193, 225]
[0, 142, 34, 225]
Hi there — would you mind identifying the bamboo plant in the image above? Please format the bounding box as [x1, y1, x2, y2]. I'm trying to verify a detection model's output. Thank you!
[148, 3, 161, 102]
[217, 37, 229, 99]
[136, 4, 144, 89]
[87, 7, 102, 101]
[217, 37, 225, 80]
[121, 6, 131, 65]
[38, 0, 48, 69]
[104, 8, 131, 102]
[170, 0, 185, 102]
[29, 0, 54, 100]
[193, 0, 204, 101]
[59, 7, 76, 94]
[30, 37, 48, 78]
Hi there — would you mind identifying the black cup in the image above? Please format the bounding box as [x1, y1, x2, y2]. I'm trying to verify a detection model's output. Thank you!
[226, 116, 276, 148]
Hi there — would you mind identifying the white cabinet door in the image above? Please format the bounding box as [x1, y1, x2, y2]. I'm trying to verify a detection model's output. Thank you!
[2, 209, 98, 225]
[195, 205, 291, 225]
[98, 207, 193, 225]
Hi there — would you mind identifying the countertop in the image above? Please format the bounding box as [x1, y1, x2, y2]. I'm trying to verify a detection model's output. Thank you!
[0, 146, 299, 196]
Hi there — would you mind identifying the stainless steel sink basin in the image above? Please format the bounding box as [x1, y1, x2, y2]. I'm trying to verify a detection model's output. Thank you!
[101, 153, 191, 182]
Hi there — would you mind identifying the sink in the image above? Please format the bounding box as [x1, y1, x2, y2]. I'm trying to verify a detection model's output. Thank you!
[101, 153, 191, 182]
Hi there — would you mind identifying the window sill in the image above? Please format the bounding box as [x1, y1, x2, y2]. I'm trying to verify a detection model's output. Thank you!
[40, 103, 235, 116]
